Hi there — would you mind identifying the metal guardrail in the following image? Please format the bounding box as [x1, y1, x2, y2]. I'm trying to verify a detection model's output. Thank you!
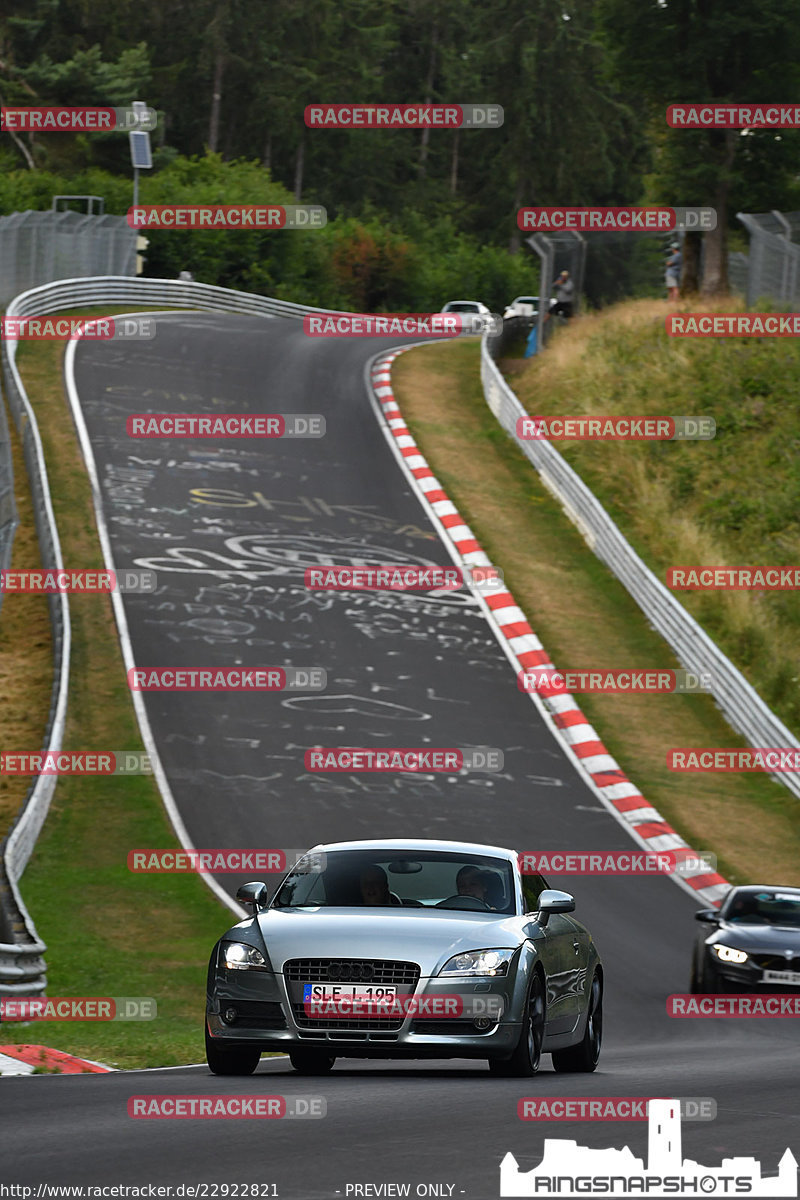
[480, 335, 800, 801]
[0, 275, 359, 994]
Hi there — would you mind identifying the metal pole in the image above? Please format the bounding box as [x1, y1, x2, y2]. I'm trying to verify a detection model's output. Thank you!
[133, 165, 139, 211]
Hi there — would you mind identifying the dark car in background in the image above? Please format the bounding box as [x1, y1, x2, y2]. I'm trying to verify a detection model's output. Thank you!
[691, 885, 800, 993]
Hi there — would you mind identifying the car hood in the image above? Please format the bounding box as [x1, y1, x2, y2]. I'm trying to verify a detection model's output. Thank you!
[256, 907, 525, 976]
[714, 922, 800, 951]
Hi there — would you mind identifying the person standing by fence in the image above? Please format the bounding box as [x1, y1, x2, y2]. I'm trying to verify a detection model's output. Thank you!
[550, 270, 575, 319]
[665, 241, 682, 301]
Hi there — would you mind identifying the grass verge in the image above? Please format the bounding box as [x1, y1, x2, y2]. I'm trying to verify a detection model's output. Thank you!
[1, 312, 237, 1069]
[391, 335, 799, 886]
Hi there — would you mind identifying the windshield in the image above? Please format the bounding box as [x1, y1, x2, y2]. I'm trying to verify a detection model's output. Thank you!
[272, 849, 516, 914]
[444, 302, 479, 313]
[722, 890, 800, 927]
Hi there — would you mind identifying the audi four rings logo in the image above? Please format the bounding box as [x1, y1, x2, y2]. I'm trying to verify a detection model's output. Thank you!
[326, 963, 373, 980]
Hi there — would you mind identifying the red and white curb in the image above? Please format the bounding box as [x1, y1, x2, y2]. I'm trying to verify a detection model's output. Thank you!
[0, 1044, 111, 1075]
[368, 349, 729, 908]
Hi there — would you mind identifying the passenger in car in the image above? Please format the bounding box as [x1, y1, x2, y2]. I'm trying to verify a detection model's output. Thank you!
[359, 865, 402, 906]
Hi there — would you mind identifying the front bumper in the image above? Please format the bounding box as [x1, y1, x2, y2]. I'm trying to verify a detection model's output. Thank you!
[207, 970, 523, 1058]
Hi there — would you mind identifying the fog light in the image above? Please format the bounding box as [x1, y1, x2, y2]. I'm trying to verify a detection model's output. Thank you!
[223, 1007, 238, 1024]
[473, 1017, 493, 1030]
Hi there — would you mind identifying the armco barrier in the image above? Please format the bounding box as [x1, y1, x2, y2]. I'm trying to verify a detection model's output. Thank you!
[0, 276, 362, 994]
[480, 335, 800, 800]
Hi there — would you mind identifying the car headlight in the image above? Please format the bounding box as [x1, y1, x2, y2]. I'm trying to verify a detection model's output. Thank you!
[712, 944, 749, 965]
[438, 949, 514, 977]
[222, 941, 269, 971]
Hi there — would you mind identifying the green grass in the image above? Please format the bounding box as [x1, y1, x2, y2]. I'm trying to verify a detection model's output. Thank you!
[3, 311, 239, 1069]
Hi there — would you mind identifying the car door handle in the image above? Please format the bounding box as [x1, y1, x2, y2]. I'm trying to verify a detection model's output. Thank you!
[572, 941, 581, 955]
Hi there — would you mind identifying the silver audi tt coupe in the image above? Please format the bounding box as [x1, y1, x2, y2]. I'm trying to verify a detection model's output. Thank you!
[205, 838, 603, 1076]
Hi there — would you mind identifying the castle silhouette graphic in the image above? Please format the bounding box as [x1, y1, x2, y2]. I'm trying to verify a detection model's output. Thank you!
[500, 1098, 797, 1197]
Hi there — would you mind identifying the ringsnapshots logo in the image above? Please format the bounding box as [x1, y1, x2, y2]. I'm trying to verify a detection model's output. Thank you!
[500, 1098, 797, 1197]
[304, 103, 503, 129]
[304, 747, 504, 773]
[0, 751, 154, 776]
[126, 414, 325, 438]
[516, 416, 715, 441]
[517, 207, 716, 232]
[0, 997, 156, 1021]
[128, 848, 326, 873]
[128, 1095, 326, 1120]
[304, 564, 504, 592]
[0, 569, 156, 593]
[0, 316, 156, 341]
[128, 667, 326, 691]
[303, 312, 502, 337]
[0, 106, 157, 131]
[668, 103, 800, 128]
[519, 668, 712, 695]
[518, 851, 717, 879]
[127, 205, 326, 229]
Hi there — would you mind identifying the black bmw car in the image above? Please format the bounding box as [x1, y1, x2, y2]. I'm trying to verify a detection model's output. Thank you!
[691, 885, 800, 993]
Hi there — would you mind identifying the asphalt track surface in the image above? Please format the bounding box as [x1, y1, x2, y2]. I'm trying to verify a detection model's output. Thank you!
[3, 313, 797, 1195]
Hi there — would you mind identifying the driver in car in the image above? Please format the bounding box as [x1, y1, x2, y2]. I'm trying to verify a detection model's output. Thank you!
[456, 866, 495, 906]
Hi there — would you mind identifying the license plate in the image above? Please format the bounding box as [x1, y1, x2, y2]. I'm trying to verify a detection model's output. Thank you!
[762, 969, 800, 985]
[303, 984, 397, 1001]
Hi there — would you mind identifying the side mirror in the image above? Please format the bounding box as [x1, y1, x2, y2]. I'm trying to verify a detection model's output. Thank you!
[695, 908, 720, 924]
[236, 881, 268, 914]
[535, 889, 575, 924]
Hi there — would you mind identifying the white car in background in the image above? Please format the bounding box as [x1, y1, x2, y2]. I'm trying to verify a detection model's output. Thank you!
[440, 299, 491, 317]
[503, 295, 540, 320]
[439, 300, 498, 335]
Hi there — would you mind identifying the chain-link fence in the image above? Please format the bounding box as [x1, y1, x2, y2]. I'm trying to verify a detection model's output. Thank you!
[736, 210, 800, 309]
[0, 210, 136, 308]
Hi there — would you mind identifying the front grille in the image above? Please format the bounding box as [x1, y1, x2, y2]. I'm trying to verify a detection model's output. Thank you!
[751, 954, 800, 972]
[284, 958, 420, 1031]
[284, 958, 420, 986]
